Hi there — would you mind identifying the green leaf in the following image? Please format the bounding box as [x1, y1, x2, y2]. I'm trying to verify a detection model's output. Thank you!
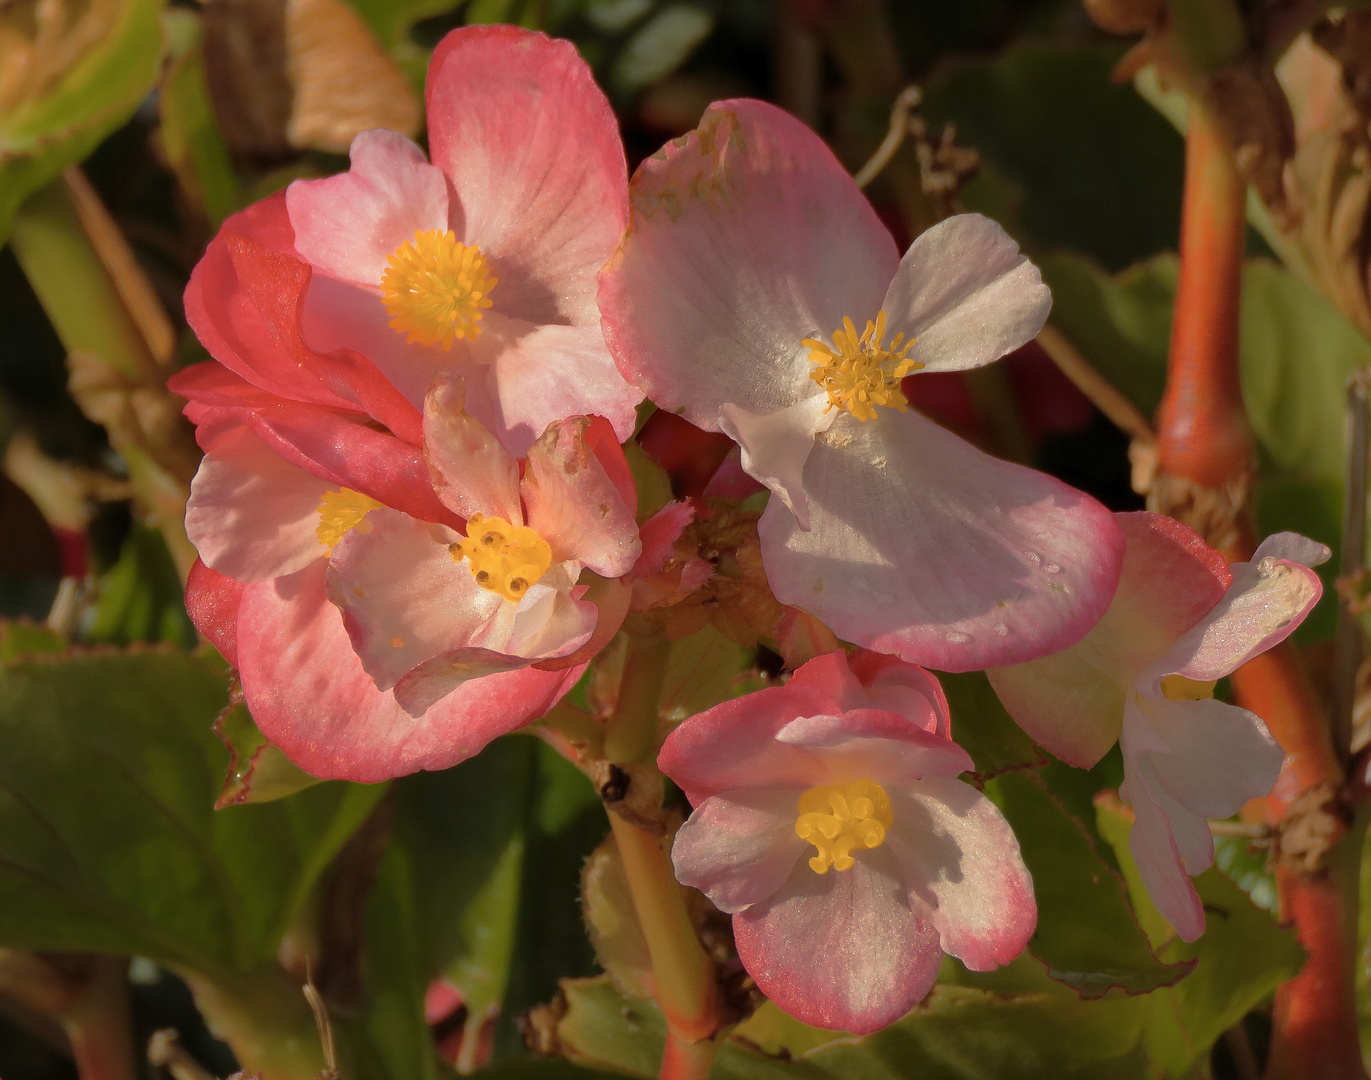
[937, 670, 1043, 779]
[1096, 796, 1306, 1077]
[0, 0, 167, 243]
[984, 772, 1193, 998]
[623, 440, 673, 524]
[87, 523, 196, 648]
[660, 625, 746, 722]
[213, 701, 323, 807]
[920, 44, 1184, 272]
[552, 970, 1151, 1080]
[610, 4, 715, 97]
[0, 648, 385, 972]
[0, 619, 67, 662]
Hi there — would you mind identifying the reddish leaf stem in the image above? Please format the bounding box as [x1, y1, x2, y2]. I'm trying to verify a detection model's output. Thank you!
[1155, 99, 1364, 1080]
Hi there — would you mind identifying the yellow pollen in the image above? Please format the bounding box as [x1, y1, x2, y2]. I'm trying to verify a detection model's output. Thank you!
[1160, 675, 1217, 701]
[795, 779, 893, 874]
[803, 310, 923, 422]
[317, 488, 385, 552]
[380, 229, 497, 348]
[451, 513, 553, 603]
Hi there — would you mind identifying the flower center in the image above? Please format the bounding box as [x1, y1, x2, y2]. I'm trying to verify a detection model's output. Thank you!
[380, 229, 497, 349]
[795, 778, 893, 874]
[802, 311, 923, 422]
[451, 513, 552, 602]
[1160, 675, 1217, 701]
[317, 488, 385, 552]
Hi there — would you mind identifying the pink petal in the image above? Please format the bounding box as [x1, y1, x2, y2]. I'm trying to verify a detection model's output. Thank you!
[393, 646, 542, 717]
[670, 788, 809, 914]
[600, 99, 897, 430]
[789, 649, 950, 737]
[1131, 695, 1284, 821]
[719, 396, 831, 530]
[774, 709, 973, 784]
[733, 851, 941, 1034]
[521, 417, 640, 578]
[987, 511, 1231, 767]
[190, 401, 457, 529]
[580, 413, 639, 516]
[427, 26, 627, 327]
[882, 214, 1051, 374]
[1145, 549, 1325, 686]
[702, 446, 767, 501]
[423, 373, 522, 524]
[186, 426, 332, 582]
[325, 508, 498, 694]
[185, 558, 245, 668]
[631, 500, 694, 578]
[487, 323, 643, 457]
[1251, 531, 1331, 567]
[656, 683, 839, 804]
[1119, 754, 1206, 943]
[884, 777, 1036, 970]
[184, 204, 422, 441]
[760, 409, 1124, 672]
[238, 561, 581, 781]
[286, 128, 448, 287]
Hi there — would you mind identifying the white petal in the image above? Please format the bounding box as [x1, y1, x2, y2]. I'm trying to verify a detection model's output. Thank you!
[718, 395, 832, 530]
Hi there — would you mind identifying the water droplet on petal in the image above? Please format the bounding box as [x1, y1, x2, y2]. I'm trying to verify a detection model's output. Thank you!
[1024, 551, 1041, 566]
[993, 623, 1009, 636]
[945, 630, 971, 644]
[1044, 563, 1061, 575]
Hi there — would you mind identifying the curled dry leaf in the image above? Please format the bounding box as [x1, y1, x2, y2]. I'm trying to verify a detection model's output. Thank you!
[203, 0, 419, 158]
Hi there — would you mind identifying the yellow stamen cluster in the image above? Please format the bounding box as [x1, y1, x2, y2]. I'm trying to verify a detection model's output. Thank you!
[803, 311, 923, 422]
[1160, 675, 1217, 701]
[380, 229, 497, 348]
[795, 779, 894, 874]
[317, 488, 385, 552]
[452, 513, 552, 602]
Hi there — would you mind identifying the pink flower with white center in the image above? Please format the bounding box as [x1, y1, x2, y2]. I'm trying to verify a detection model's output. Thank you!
[988, 512, 1327, 940]
[175, 25, 641, 463]
[181, 372, 641, 783]
[600, 99, 1124, 672]
[658, 650, 1035, 1034]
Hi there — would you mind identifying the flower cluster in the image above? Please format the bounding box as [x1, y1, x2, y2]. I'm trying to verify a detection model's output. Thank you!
[174, 25, 1323, 1039]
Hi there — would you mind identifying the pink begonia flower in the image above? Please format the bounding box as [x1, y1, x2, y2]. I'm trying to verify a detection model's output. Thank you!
[180, 372, 642, 783]
[173, 24, 641, 464]
[988, 512, 1327, 940]
[600, 99, 1124, 672]
[659, 650, 1034, 1033]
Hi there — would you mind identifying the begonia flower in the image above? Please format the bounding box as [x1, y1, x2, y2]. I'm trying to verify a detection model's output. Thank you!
[600, 99, 1124, 672]
[988, 512, 1327, 940]
[658, 650, 1035, 1033]
[180, 373, 641, 782]
[174, 24, 641, 467]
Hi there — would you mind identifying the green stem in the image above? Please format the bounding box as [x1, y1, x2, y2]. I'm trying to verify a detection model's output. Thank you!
[603, 634, 672, 765]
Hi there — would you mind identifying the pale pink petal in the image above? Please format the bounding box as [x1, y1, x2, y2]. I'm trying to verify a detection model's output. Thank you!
[719, 396, 832, 530]
[1251, 531, 1331, 567]
[760, 409, 1124, 671]
[670, 788, 809, 914]
[600, 99, 897, 428]
[1132, 695, 1284, 821]
[884, 777, 1036, 970]
[522, 417, 640, 577]
[422, 373, 522, 523]
[325, 509, 497, 694]
[286, 128, 448, 287]
[393, 646, 541, 716]
[237, 562, 582, 781]
[882, 214, 1051, 374]
[656, 684, 839, 804]
[487, 323, 643, 457]
[427, 26, 627, 327]
[774, 710, 973, 784]
[988, 511, 1231, 767]
[504, 584, 597, 659]
[733, 850, 941, 1034]
[1145, 551, 1325, 686]
[186, 426, 331, 582]
[1119, 754, 1206, 942]
[785, 650, 947, 737]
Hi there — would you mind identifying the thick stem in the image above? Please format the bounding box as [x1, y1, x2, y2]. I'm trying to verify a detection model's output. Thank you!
[64, 958, 138, 1080]
[609, 814, 719, 1048]
[661, 1027, 721, 1080]
[1155, 101, 1254, 494]
[604, 634, 672, 765]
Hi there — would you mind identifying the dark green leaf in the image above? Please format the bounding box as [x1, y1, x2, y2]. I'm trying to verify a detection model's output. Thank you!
[0, 648, 384, 971]
[938, 670, 1043, 779]
[985, 772, 1193, 998]
[1096, 796, 1306, 1077]
[87, 523, 195, 648]
[0, 619, 67, 661]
